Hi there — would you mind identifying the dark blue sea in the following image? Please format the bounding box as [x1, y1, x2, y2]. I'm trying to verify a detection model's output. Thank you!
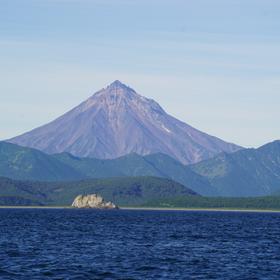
[1, 209, 280, 280]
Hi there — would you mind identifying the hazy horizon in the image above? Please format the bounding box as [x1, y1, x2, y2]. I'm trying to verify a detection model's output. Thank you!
[1, 0, 280, 147]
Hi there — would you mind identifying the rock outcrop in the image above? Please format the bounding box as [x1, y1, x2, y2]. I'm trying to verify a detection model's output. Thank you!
[71, 194, 118, 209]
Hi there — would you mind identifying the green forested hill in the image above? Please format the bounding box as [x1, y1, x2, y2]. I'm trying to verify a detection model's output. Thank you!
[0, 142, 213, 195]
[143, 195, 280, 210]
[0, 142, 84, 181]
[1, 141, 280, 197]
[0, 176, 197, 206]
[191, 140, 280, 196]
[54, 152, 214, 195]
[1, 176, 280, 210]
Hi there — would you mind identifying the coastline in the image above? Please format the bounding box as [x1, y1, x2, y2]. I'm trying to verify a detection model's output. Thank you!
[1, 205, 280, 213]
[121, 207, 280, 213]
[0, 206, 70, 209]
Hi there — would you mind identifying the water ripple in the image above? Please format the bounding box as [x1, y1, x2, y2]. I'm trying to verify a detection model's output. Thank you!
[0, 209, 280, 279]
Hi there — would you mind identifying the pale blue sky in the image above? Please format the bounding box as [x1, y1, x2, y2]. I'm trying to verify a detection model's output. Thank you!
[1, 0, 279, 147]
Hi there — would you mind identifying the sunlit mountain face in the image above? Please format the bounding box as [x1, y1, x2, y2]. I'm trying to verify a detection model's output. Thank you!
[8, 80, 241, 164]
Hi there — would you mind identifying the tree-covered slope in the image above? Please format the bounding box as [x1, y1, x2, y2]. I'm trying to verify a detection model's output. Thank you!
[143, 195, 280, 210]
[2, 140, 280, 197]
[0, 142, 213, 195]
[191, 141, 280, 197]
[0, 176, 197, 206]
[2, 176, 280, 210]
[54, 152, 215, 195]
[0, 142, 84, 181]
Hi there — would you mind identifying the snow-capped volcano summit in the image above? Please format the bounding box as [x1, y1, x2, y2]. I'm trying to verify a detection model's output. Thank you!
[8, 80, 241, 164]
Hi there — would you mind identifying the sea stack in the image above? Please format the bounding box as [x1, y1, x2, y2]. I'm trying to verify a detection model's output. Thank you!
[71, 194, 118, 209]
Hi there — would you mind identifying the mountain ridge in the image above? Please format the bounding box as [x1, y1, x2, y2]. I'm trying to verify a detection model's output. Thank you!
[1, 140, 280, 197]
[0, 141, 213, 195]
[191, 140, 280, 196]
[0, 141, 84, 181]
[54, 151, 215, 196]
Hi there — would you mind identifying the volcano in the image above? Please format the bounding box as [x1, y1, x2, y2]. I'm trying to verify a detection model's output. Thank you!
[8, 80, 241, 164]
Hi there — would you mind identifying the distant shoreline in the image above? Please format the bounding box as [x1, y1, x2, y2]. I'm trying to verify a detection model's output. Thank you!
[121, 207, 280, 213]
[1, 206, 280, 213]
[0, 206, 70, 209]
